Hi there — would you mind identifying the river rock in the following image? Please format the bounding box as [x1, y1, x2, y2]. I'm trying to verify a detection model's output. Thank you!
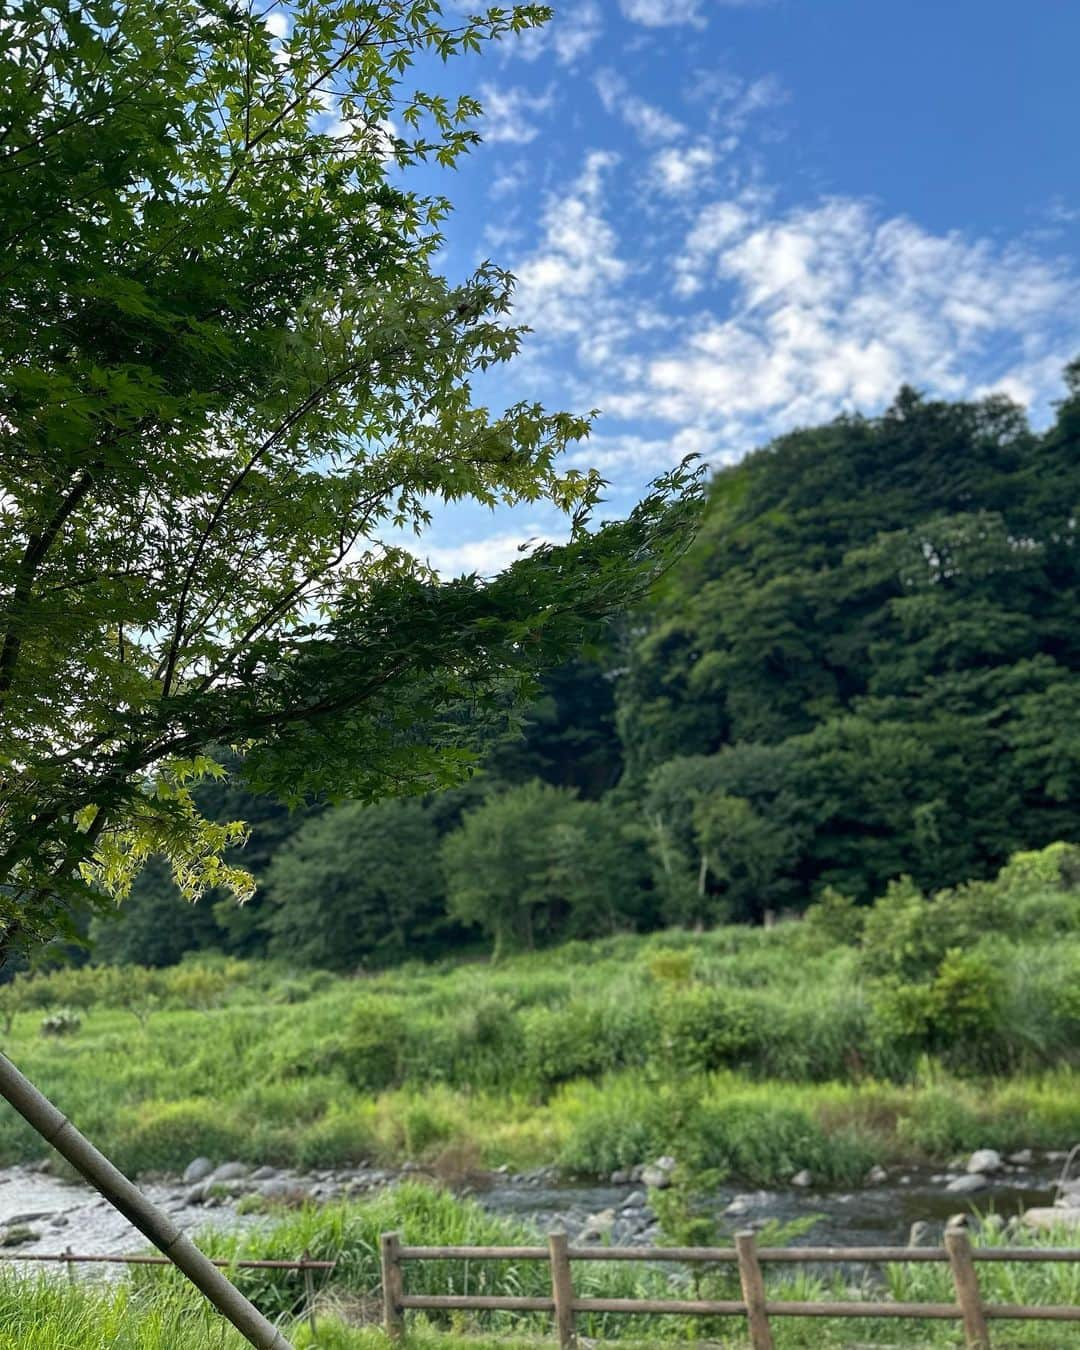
[182, 1157, 215, 1184]
[209, 1162, 249, 1183]
[3, 1210, 53, 1226]
[1007, 1149, 1033, 1166]
[259, 1179, 311, 1205]
[1023, 1206, 1080, 1234]
[946, 1173, 987, 1193]
[621, 1190, 646, 1210]
[641, 1158, 675, 1189]
[865, 1164, 888, 1185]
[791, 1169, 813, 1188]
[966, 1149, 1003, 1175]
[610, 1169, 630, 1185]
[579, 1208, 616, 1241]
[907, 1220, 931, 1247]
[0, 1225, 40, 1247]
[250, 1166, 278, 1181]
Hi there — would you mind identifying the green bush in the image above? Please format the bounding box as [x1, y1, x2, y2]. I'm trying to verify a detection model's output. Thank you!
[295, 1107, 377, 1169]
[681, 1097, 872, 1185]
[657, 984, 755, 1074]
[116, 1099, 249, 1173]
[520, 995, 650, 1092]
[339, 996, 409, 1091]
[803, 886, 866, 946]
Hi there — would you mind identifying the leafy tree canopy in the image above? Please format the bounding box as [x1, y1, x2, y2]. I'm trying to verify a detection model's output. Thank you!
[264, 798, 445, 970]
[620, 370, 1080, 902]
[442, 780, 651, 957]
[0, 0, 701, 962]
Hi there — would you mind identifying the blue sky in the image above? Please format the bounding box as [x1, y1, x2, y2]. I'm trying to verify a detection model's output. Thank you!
[314, 1, 1080, 574]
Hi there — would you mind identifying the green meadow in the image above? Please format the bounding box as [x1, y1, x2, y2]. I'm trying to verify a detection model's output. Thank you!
[2, 846, 1079, 1185]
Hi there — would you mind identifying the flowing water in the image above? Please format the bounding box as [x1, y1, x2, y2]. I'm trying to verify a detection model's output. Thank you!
[0, 1156, 1065, 1273]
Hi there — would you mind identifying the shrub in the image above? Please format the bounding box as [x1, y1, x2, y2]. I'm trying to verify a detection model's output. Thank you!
[646, 948, 695, 984]
[681, 1096, 872, 1185]
[520, 996, 650, 1092]
[558, 1078, 672, 1174]
[657, 984, 755, 1074]
[116, 1099, 248, 1173]
[803, 885, 866, 946]
[339, 996, 409, 1091]
[296, 1108, 377, 1169]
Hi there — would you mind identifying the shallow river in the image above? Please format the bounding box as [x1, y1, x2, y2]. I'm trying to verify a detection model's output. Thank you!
[0, 1156, 1065, 1272]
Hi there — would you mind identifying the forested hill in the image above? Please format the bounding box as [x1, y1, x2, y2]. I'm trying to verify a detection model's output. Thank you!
[94, 369, 1080, 969]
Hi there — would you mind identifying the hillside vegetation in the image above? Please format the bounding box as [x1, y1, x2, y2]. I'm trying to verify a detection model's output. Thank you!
[75, 374, 1080, 972]
[3, 844, 1078, 1183]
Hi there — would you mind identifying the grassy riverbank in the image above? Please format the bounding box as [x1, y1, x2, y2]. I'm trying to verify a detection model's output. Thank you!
[2, 851, 1079, 1185]
[2, 1186, 1078, 1347]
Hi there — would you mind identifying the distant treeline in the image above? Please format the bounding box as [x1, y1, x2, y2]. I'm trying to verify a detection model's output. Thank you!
[93, 368, 1080, 968]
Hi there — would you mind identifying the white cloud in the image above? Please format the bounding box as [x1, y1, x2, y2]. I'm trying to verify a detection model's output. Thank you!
[490, 161, 528, 200]
[510, 152, 632, 361]
[510, 3, 603, 66]
[422, 530, 558, 578]
[594, 69, 687, 145]
[650, 143, 717, 195]
[620, 0, 709, 27]
[325, 111, 397, 160]
[626, 197, 1080, 437]
[263, 9, 290, 39]
[478, 84, 554, 145]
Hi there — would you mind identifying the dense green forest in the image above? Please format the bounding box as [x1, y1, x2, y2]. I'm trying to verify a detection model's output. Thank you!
[92, 372, 1080, 969]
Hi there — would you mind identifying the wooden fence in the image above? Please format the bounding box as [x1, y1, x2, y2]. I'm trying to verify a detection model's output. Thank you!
[0, 1249, 335, 1334]
[379, 1227, 1080, 1349]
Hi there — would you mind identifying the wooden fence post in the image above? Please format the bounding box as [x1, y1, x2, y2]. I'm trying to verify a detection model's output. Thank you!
[736, 1231, 774, 1350]
[548, 1231, 577, 1349]
[945, 1225, 991, 1349]
[380, 1231, 405, 1342]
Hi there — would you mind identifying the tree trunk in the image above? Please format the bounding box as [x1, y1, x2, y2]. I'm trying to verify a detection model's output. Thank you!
[0, 1052, 292, 1349]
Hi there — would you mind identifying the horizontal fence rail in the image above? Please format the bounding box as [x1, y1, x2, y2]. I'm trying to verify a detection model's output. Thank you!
[0, 1249, 335, 1335]
[380, 1228, 1080, 1349]
[0, 1251, 335, 1270]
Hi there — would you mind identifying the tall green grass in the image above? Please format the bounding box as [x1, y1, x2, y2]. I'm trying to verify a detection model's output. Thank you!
[2, 1187, 1076, 1347]
[1, 861, 1078, 1184]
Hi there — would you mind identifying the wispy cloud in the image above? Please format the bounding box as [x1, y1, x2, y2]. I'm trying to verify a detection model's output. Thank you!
[619, 0, 769, 29]
[510, 152, 634, 363]
[619, 0, 709, 28]
[510, 2, 603, 66]
[478, 84, 553, 145]
[421, 530, 559, 578]
[650, 143, 717, 195]
[594, 69, 687, 144]
[509, 150, 1080, 475]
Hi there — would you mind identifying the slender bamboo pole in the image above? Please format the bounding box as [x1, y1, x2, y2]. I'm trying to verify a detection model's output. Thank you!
[0, 1052, 291, 1350]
